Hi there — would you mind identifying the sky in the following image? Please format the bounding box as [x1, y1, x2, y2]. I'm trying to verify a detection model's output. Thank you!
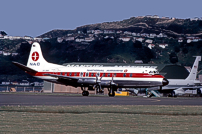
[1, 0, 202, 37]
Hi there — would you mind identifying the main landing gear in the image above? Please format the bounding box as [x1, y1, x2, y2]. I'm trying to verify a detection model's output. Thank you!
[82, 91, 89, 96]
[108, 87, 115, 97]
[81, 87, 89, 96]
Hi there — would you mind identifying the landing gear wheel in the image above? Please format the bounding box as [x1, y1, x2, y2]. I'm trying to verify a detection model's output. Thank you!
[171, 91, 176, 97]
[108, 91, 115, 97]
[82, 91, 89, 96]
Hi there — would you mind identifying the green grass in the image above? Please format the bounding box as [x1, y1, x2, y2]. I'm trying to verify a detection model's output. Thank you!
[0, 105, 202, 133]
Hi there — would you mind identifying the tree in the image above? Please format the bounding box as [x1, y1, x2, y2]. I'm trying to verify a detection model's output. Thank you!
[169, 52, 178, 64]
[1, 31, 7, 36]
[82, 28, 87, 34]
[133, 41, 142, 48]
[182, 48, 188, 54]
[174, 46, 180, 53]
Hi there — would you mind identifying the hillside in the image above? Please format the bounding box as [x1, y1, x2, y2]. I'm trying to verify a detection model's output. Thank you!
[1, 16, 202, 81]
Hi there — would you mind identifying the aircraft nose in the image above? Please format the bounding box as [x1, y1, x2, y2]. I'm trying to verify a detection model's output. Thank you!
[162, 78, 169, 86]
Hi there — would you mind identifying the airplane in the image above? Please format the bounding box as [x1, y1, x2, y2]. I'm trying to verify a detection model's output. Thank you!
[147, 56, 202, 97]
[12, 42, 169, 97]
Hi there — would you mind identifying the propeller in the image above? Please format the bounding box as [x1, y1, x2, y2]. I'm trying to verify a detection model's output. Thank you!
[110, 74, 118, 86]
[94, 74, 103, 92]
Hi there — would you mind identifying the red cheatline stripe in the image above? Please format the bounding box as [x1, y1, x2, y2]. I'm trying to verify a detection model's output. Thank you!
[27, 72, 164, 78]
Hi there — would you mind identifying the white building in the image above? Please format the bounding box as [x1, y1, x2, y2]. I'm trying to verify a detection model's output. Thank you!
[124, 31, 132, 35]
[119, 37, 131, 42]
[94, 30, 103, 34]
[132, 32, 136, 36]
[3, 52, 11, 56]
[159, 44, 168, 49]
[34, 38, 43, 42]
[104, 30, 115, 34]
[65, 37, 74, 41]
[57, 37, 63, 43]
[178, 37, 184, 43]
[75, 37, 85, 42]
[24, 36, 33, 40]
[12, 53, 19, 56]
[150, 33, 157, 38]
[116, 30, 122, 34]
[145, 39, 153, 44]
[85, 37, 94, 42]
[136, 38, 145, 42]
[148, 44, 155, 49]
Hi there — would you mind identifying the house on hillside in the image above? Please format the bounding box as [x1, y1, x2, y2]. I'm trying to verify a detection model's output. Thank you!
[178, 37, 184, 42]
[136, 37, 145, 42]
[124, 31, 132, 35]
[3, 52, 11, 56]
[57, 37, 63, 43]
[12, 53, 19, 56]
[145, 39, 153, 44]
[150, 33, 157, 38]
[190, 17, 199, 21]
[153, 15, 159, 18]
[119, 37, 131, 42]
[104, 30, 115, 34]
[94, 30, 103, 34]
[132, 32, 136, 36]
[75, 36, 85, 42]
[116, 30, 122, 34]
[192, 37, 201, 42]
[159, 44, 168, 49]
[34, 38, 43, 42]
[148, 44, 155, 49]
[85, 37, 94, 42]
[65, 37, 74, 41]
[24, 36, 33, 40]
[13, 36, 22, 40]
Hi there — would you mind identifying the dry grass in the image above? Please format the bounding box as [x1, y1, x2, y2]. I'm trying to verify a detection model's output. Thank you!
[0, 105, 202, 133]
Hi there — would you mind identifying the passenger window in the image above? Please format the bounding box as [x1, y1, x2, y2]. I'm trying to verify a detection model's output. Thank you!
[108, 73, 110, 77]
[65, 72, 67, 76]
[91, 73, 94, 77]
[97, 73, 100, 77]
[130, 73, 132, 77]
[102, 73, 105, 77]
[60, 72, 62, 75]
[86, 72, 89, 77]
[69, 73, 72, 76]
[123, 73, 126, 77]
[114, 73, 116, 77]
[74, 73, 77, 76]
[80, 72, 83, 76]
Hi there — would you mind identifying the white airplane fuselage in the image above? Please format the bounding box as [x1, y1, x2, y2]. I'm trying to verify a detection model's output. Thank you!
[13, 42, 169, 96]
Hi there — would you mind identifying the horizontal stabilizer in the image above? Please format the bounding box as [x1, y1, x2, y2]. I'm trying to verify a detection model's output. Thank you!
[12, 61, 38, 73]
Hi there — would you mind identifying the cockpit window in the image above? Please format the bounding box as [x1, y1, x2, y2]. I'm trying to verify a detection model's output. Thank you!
[149, 70, 159, 74]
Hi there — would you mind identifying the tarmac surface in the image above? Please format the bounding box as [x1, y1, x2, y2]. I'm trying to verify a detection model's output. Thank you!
[0, 93, 202, 106]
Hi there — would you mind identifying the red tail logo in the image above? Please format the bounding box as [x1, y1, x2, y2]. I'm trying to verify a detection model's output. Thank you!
[32, 52, 39, 61]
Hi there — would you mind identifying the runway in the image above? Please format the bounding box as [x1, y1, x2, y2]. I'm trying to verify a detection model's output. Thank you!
[0, 93, 202, 106]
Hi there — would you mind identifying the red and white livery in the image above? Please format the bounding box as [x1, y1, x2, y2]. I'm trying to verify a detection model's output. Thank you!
[13, 42, 169, 96]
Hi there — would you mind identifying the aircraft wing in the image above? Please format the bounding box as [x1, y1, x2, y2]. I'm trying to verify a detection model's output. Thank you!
[162, 86, 202, 90]
[12, 61, 38, 73]
[44, 73, 80, 80]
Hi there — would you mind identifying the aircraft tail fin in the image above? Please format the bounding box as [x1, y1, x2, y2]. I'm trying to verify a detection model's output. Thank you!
[27, 42, 49, 71]
[185, 56, 201, 80]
